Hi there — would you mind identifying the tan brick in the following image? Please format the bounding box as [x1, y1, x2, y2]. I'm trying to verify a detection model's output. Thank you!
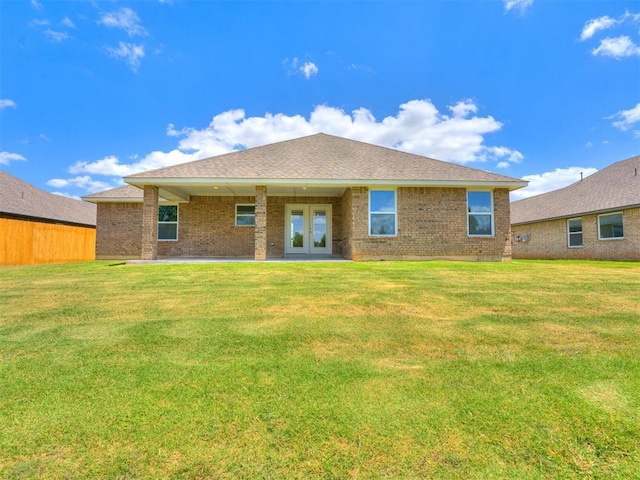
[512, 207, 640, 260]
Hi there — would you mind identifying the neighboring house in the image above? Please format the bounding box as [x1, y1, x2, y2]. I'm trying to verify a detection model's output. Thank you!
[0, 170, 97, 265]
[511, 155, 640, 260]
[83, 133, 527, 262]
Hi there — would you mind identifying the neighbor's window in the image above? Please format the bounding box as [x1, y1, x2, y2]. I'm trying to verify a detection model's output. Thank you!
[467, 191, 493, 236]
[567, 218, 583, 247]
[598, 212, 624, 240]
[158, 205, 178, 241]
[369, 190, 396, 236]
[236, 204, 256, 226]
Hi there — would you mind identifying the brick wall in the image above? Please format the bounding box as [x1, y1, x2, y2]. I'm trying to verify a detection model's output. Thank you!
[95, 187, 512, 261]
[341, 188, 354, 259]
[95, 203, 143, 259]
[349, 187, 512, 261]
[512, 207, 640, 260]
[159, 195, 343, 258]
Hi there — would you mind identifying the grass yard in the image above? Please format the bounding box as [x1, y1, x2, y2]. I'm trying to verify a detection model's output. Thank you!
[0, 260, 639, 479]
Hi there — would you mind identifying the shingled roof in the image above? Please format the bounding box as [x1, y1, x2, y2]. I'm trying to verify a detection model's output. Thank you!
[511, 155, 640, 225]
[0, 170, 96, 227]
[125, 133, 525, 186]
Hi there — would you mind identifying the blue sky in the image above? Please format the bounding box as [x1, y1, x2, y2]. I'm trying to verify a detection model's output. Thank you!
[1, 0, 639, 200]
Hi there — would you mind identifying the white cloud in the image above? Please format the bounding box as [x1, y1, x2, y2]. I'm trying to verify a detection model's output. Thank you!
[609, 102, 640, 132]
[51, 192, 82, 200]
[47, 176, 112, 194]
[106, 42, 145, 72]
[29, 18, 50, 27]
[286, 57, 319, 79]
[61, 16, 75, 28]
[59, 99, 522, 195]
[30, 0, 43, 12]
[0, 151, 27, 165]
[448, 100, 478, 118]
[44, 29, 70, 43]
[98, 8, 148, 37]
[511, 167, 598, 200]
[592, 36, 640, 58]
[300, 62, 319, 79]
[580, 16, 618, 41]
[504, 0, 533, 13]
[0, 99, 17, 109]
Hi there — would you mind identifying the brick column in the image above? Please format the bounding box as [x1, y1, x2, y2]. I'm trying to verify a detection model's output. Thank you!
[142, 185, 159, 260]
[254, 185, 267, 261]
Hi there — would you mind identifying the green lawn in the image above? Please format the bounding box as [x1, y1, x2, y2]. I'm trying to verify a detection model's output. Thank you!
[0, 260, 639, 479]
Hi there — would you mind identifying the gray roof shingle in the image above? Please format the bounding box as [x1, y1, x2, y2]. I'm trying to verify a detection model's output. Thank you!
[0, 170, 96, 226]
[511, 155, 640, 225]
[125, 133, 525, 185]
[82, 184, 144, 201]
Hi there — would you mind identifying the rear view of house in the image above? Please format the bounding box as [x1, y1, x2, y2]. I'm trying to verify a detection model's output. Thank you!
[511, 155, 640, 260]
[84, 133, 527, 262]
[1, 170, 97, 265]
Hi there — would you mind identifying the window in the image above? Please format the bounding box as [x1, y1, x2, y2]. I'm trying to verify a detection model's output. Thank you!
[598, 212, 624, 240]
[467, 191, 493, 236]
[567, 218, 583, 247]
[158, 205, 178, 241]
[369, 190, 396, 236]
[236, 204, 256, 226]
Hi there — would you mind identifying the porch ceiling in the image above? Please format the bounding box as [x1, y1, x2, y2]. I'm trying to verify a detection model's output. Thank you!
[152, 183, 347, 202]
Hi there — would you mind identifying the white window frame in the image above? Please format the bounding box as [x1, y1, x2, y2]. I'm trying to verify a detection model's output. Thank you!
[158, 204, 178, 241]
[467, 190, 494, 237]
[235, 204, 256, 226]
[369, 189, 397, 237]
[567, 217, 583, 248]
[598, 212, 624, 240]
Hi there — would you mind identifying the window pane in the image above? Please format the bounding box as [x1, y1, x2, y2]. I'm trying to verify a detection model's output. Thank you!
[236, 215, 256, 226]
[290, 210, 304, 247]
[237, 205, 255, 215]
[469, 214, 492, 235]
[568, 219, 582, 233]
[599, 213, 623, 238]
[467, 191, 492, 213]
[370, 190, 396, 212]
[158, 205, 178, 222]
[370, 213, 395, 235]
[313, 210, 327, 247]
[569, 233, 583, 247]
[158, 223, 177, 240]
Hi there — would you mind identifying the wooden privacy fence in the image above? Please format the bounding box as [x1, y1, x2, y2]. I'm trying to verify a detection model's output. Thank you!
[0, 217, 96, 265]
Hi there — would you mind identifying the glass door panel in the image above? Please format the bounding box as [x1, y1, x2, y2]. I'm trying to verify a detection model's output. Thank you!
[285, 204, 332, 255]
[290, 210, 305, 249]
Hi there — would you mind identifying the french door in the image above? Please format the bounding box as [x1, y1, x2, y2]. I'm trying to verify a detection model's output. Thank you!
[285, 205, 332, 255]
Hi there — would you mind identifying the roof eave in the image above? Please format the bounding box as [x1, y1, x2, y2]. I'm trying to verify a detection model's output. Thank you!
[511, 203, 640, 226]
[124, 177, 528, 190]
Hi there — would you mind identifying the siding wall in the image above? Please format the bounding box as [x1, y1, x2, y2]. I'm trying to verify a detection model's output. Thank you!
[0, 217, 95, 265]
[512, 207, 640, 260]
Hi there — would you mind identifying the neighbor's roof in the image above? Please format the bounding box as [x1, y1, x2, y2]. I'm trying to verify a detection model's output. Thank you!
[511, 155, 640, 225]
[124, 133, 526, 187]
[0, 170, 96, 227]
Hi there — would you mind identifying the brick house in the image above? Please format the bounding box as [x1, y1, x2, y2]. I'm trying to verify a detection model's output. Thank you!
[1, 170, 96, 265]
[511, 155, 640, 260]
[83, 134, 527, 261]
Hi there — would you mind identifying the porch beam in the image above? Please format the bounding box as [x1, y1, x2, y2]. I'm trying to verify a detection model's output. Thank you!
[141, 185, 159, 260]
[254, 185, 267, 261]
